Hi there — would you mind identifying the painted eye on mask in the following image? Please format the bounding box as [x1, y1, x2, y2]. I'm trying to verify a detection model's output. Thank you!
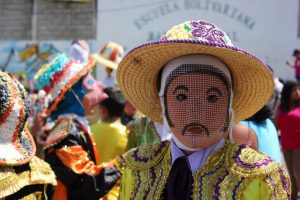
[173, 85, 189, 102]
[206, 87, 222, 103]
[176, 93, 188, 101]
[87, 79, 94, 85]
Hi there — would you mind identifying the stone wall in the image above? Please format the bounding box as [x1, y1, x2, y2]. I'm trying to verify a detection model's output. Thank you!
[35, 0, 96, 40]
[0, 0, 96, 40]
[0, 0, 33, 40]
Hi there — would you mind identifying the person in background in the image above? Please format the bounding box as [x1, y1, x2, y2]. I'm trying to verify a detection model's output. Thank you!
[92, 87, 127, 164]
[126, 116, 162, 150]
[122, 101, 170, 150]
[117, 20, 290, 199]
[91, 86, 127, 200]
[70, 39, 90, 63]
[94, 42, 124, 87]
[276, 80, 300, 199]
[34, 54, 121, 200]
[0, 70, 56, 199]
[233, 104, 282, 164]
[286, 49, 300, 82]
[120, 101, 137, 126]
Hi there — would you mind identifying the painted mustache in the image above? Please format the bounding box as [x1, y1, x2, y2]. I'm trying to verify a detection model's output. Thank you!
[182, 123, 210, 137]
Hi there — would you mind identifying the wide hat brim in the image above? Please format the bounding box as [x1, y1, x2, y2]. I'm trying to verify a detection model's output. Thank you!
[0, 127, 36, 166]
[117, 40, 274, 124]
[46, 57, 96, 116]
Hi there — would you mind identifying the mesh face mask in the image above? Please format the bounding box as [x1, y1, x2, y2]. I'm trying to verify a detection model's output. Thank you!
[159, 54, 234, 150]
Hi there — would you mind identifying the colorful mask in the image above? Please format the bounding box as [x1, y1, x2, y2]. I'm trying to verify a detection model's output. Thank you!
[159, 54, 233, 150]
[82, 74, 108, 115]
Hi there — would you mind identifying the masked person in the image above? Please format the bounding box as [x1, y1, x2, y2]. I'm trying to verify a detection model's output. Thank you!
[34, 54, 121, 200]
[117, 20, 291, 199]
[0, 70, 56, 199]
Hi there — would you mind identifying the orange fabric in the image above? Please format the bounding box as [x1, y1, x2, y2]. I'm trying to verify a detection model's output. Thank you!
[76, 121, 100, 164]
[53, 181, 68, 200]
[56, 145, 102, 175]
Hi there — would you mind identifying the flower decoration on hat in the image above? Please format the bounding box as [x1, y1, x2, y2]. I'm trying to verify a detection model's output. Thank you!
[117, 20, 274, 124]
[0, 71, 36, 166]
[34, 53, 96, 116]
[162, 21, 232, 46]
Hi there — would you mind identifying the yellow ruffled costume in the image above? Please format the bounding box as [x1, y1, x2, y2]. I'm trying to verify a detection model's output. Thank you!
[119, 141, 291, 200]
[0, 156, 56, 200]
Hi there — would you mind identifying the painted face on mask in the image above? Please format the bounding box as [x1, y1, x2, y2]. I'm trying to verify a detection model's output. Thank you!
[82, 73, 108, 115]
[164, 65, 231, 149]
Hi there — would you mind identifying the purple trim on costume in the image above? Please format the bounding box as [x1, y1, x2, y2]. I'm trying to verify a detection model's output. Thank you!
[132, 141, 167, 163]
[267, 176, 277, 200]
[126, 40, 272, 73]
[199, 165, 222, 199]
[232, 178, 244, 200]
[143, 168, 157, 199]
[150, 167, 156, 185]
[235, 145, 273, 169]
[153, 168, 164, 197]
[279, 168, 291, 200]
[213, 171, 229, 200]
[132, 171, 141, 200]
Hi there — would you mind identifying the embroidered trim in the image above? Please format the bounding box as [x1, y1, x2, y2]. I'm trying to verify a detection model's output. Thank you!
[46, 57, 96, 116]
[0, 156, 56, 198]
[125, 141, 169, 170]
[44, 118, 73, 149]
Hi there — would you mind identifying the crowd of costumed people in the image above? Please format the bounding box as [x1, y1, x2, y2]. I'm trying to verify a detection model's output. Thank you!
[2, 20, 300, 199]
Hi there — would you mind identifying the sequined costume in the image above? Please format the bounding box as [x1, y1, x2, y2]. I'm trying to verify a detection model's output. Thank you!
[119, 141, 290, 199]
[0, 71, 56, 199]
[34, 54, 120, 200]
[116, 20, 291, 200]
[0, 156, 56, 200]
[44, 116, 121, 200]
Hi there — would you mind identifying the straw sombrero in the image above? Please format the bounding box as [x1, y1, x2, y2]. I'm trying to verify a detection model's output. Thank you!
[34, 53, 96, 116]
[94, 42, 124, 70]
[117, 20, 274, 124]
[0, 71, 36, 166]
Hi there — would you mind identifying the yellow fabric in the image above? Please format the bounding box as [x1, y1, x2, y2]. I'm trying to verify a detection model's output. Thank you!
[91, 120, 127, 164]
[119, 168, 272, 200]
[119, 166, 134, 200]
[241, 178, 270, 200]
[0, 156, 56, 199]
[119, 141, 291, 199]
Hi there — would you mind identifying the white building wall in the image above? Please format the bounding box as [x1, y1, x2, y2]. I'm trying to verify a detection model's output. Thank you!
[96, 0, 300, 81]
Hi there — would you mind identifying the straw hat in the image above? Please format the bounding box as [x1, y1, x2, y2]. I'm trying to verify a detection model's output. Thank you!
[117, 20, 274, 124]
[0, 71, 36, 166]
[94, 42, 124, 70]
[34, 53, 96, 116]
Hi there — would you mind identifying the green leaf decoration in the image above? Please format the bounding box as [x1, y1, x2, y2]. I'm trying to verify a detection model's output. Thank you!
[184, 24, 192, 31]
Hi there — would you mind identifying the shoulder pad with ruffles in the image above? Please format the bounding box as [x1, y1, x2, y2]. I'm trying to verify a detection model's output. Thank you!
[123, 140, 170, 170]
[44, 117, 74, 149]
[226, 144, 281, 178]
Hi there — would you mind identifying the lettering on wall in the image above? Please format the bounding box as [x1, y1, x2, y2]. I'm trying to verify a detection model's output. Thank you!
[133, 0, 255, 43]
